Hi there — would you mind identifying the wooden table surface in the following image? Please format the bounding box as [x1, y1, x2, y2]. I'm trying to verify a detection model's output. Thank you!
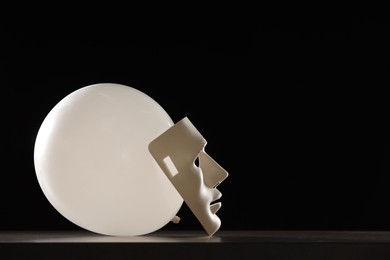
[1, 230, 390, 259]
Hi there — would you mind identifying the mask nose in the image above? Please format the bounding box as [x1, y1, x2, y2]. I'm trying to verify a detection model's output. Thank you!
[199, 151, 229, 188]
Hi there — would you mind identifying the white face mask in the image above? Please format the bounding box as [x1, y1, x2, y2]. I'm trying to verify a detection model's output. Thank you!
[149, 117, 229, 236]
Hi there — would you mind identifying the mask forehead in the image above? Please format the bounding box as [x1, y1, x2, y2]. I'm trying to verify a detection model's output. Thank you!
[149, 117, 206, 167]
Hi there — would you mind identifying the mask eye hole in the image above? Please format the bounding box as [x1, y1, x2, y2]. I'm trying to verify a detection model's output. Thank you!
[163, 156, 179, 177]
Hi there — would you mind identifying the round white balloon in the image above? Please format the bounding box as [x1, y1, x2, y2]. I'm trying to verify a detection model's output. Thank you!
[34, 83, 183, 236]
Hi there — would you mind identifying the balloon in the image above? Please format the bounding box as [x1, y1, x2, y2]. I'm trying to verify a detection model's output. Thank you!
[34, 83, 183, 236]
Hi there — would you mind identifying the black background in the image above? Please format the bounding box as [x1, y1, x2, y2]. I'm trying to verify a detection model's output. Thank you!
[1, 5, 389, 232]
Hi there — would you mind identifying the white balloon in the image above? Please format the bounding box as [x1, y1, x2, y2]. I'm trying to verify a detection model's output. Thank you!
[34, 83, 183, 236]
